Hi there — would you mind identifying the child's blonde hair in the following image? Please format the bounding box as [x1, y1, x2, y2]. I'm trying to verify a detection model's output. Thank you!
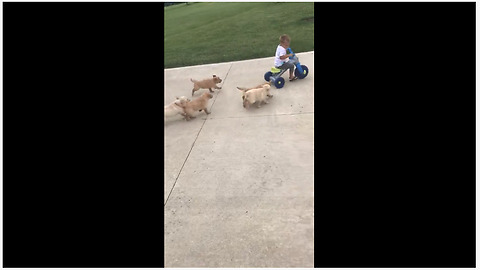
[279, 34, 291, 44]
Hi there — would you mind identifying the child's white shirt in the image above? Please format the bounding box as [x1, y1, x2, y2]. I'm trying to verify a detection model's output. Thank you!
[275, 45, 289, 67]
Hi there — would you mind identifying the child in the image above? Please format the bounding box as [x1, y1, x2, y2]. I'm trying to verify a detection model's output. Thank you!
[275, 34, 297, 81]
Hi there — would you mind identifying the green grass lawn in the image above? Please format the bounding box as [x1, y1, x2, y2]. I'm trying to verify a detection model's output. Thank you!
[164, 2, 314, 68]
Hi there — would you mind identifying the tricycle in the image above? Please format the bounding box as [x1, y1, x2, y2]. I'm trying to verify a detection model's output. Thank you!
[264, 48, 309, 89]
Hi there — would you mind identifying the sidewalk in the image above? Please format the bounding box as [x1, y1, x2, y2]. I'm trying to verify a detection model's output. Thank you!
[164, 52, 314, 268]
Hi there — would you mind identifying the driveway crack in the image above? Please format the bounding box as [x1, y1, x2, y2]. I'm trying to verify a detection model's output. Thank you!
[209, 63, 233, 112]
[164, 63, 233, 207]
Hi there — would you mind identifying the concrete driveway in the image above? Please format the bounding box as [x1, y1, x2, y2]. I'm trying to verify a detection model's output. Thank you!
[164, 52, 314, 268]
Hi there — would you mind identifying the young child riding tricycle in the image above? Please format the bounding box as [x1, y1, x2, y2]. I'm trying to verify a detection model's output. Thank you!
[264, 34, 309, 89]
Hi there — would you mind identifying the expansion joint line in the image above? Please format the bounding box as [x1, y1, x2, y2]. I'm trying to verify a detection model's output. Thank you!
[210, 63, 232, 110]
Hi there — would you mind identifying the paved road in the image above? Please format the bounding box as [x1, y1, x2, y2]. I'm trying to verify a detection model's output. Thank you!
[164, 52, 314, 268]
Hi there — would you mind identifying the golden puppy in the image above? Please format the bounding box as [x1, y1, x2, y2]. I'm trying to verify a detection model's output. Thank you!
[164, 96, 190, 121]
[237, 82, 273, 101]
[191, 75, 222, 96]
[243, 84, 272, 109]
[183, 92, 213, 121]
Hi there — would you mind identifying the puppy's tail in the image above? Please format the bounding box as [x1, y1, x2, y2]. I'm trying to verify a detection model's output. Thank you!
[237, 87, 247, 91]
[190, 78, 196, 83]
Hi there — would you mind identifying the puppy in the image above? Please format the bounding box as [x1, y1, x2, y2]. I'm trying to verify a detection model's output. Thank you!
[183, 92, 214, 121]
[191, 75, 222, 96]
[164, 96, 190, 121]
[242, 84, 272, 109]
[237, 82, 273, 101]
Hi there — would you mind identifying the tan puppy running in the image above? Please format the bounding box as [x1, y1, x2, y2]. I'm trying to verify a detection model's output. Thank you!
[237, 82, 273, 101]
[183, 92, 214, 121]
[191, 75, 222, 96]
[242, 84, 272, 109]
[164, 96, 190, 121]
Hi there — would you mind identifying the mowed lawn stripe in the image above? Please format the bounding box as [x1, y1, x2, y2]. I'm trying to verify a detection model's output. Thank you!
[164, 2, 314, 68]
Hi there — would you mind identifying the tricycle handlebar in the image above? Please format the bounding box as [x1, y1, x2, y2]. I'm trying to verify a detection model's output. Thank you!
[287, 47, 295, 59]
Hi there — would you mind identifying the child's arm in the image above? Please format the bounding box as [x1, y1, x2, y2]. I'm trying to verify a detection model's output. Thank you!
[279, 53, 293, 60]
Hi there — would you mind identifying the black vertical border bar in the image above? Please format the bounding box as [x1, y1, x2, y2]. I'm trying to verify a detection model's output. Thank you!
[314, 2, 475, 267]
[3, 2, 165, 267]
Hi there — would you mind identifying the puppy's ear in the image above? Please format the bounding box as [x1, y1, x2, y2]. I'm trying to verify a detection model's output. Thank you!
[213, 75, 216, 77]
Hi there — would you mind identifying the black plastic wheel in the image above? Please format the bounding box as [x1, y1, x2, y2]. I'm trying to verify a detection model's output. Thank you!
[274, 77, 285, 89]
[295, 65, 309, 79]
[264, 71, 273, 82]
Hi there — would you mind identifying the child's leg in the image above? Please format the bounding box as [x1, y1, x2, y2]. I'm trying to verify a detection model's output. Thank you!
[287, 62, 295, 79]
[278, 62, 296, 79]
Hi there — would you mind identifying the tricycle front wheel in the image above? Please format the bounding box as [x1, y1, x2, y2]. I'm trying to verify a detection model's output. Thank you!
[295, 65, 309, 79]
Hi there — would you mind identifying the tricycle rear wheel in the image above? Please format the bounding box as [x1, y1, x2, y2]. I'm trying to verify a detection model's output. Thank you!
[274, 77, 285, 88]
[264, 71, 273, 82]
